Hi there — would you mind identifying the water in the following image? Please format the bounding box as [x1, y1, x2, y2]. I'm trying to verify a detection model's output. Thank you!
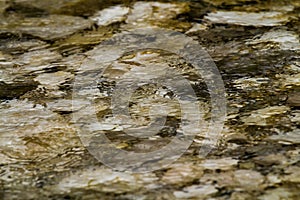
[0, 0, 299, 199]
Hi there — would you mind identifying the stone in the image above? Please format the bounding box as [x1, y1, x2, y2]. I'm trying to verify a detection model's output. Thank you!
[91, 5, 129, 26]
[205, 11, 290, 27]
[233, 77, 269, 90]
[247, 29, 300, 51]
[16, 49, 62, 67]
[253, 154, 287, 166]
[5, 0, 81, 14]
[241, 106, 290, 126]
[226, 133, 249, 144]
[282, 166, 300, 183]
[0, 100, 81, 163]
[200, 157, 239, 170]
[268, 129, 300, 145]
[0, 38, 48, 54]
[287, 92, 300, 107]
[57, 167, 158, 193]
[162, 163, 203, 185]
[0, 15, 93, 40]
[0, 80, 38, 99]
[34, 71, 74, 89]
[258, 188, 294, 200]
[124, 1, 189, 30]
[233, 170, 265, 190]
[0, 0, 9, 15]
[173, 185, 218, 199]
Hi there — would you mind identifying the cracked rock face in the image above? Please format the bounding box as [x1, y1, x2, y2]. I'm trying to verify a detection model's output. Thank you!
[1, 0, 300, 199]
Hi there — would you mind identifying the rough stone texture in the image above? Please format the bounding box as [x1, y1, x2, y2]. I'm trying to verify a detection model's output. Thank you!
[0, 15, 93, 40]
[1, 0, 300, 199]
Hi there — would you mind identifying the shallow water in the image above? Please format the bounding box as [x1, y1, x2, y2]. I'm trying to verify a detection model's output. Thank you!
[0, 0, 300, 199]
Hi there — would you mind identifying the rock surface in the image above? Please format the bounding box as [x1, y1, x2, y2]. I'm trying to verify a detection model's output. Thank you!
[1, 0, 300, 199]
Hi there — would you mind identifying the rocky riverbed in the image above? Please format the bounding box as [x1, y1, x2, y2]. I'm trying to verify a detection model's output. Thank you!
[0, 0, 299, 199]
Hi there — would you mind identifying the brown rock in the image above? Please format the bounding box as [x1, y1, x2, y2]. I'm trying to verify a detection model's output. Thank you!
[287, 92, 300, 107]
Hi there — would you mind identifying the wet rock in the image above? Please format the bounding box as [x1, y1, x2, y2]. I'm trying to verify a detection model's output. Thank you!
[57, 167, 152, 193]
[230, 192, 253, 200]
[247, 29, 300, 51]
[10, 0, 83, 13]
[185, 23, 208, 34]
[268, 129, 300, 144]
[200, 157, 239, 170]
[0, 100, 81, 162]
[253, 154, 287, 166]
[233, 170, 264, 190]
[0, 37, 48, 54]
[203, 0, 254, 7]
[258, 188, 295, 200]
[124, 1, 190, 30]
[290, 111, 300, 123]
[283, 166, 300, 183]
[173, 184, 218, 199]
[91, 5, 129, 26]
[46, 0, 128, 17]
[162, 163, 203, 185]
[0, 80, 38, 99]
[233, 77, 270, 90]
[278, 73, 300, 88]
[4, 1, 48, 17]
[16, 49, 62, 67]
[0, 1, 9, 15]
[226, 133, 249, 144]
[266, 174, 281, 186]
[287, 92, 300, 107]
[34, 71, 74, 89]
[204, 0, 298, 12]
[0, 15, 93, 40]
[200, 171, 235, 188]
[286, 149, 300, 166]
[52, 26, 115, 55]
[241, 106, 290, 126]
[1, 0, 300, 198]
[205, 11, 290, 26]
[47, 99, 88, 113]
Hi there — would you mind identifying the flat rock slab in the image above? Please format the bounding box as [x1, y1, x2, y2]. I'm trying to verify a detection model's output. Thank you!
[205, 11, 290, 26]
[0, 15, 93, 40]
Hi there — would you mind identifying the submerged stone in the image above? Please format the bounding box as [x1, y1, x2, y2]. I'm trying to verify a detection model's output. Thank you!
[200, 157, 239, 170]
[57, 167, 155, 193]
[247, 29, 300, 51]
[0, 100, 81, 162]
[241, 106, 290, 126]
[233, 170, 265, 191]
[1, 0, 300, 198]
[124, 1, 190, 30]
[5, 0, 79, 13]
[173, 185, 218, 199]
[91, 5, 129, 26]
[0, 37, 48, 54]
[0, 15, 93, 40]
[268, 129, 300, 144]
[0, 1, 9, 15]
[258, 188, 295, 200]
[162, 162, 203, 185]
[287, 92, 300, 107]
[205, 11, 290, 26]
[16, 49, 62, 67]
[0, 80, 38, 99]
[34, 71, 74, 89]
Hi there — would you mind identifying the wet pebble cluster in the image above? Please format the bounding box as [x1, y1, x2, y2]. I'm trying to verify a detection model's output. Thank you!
[0, 0, 299, 199]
